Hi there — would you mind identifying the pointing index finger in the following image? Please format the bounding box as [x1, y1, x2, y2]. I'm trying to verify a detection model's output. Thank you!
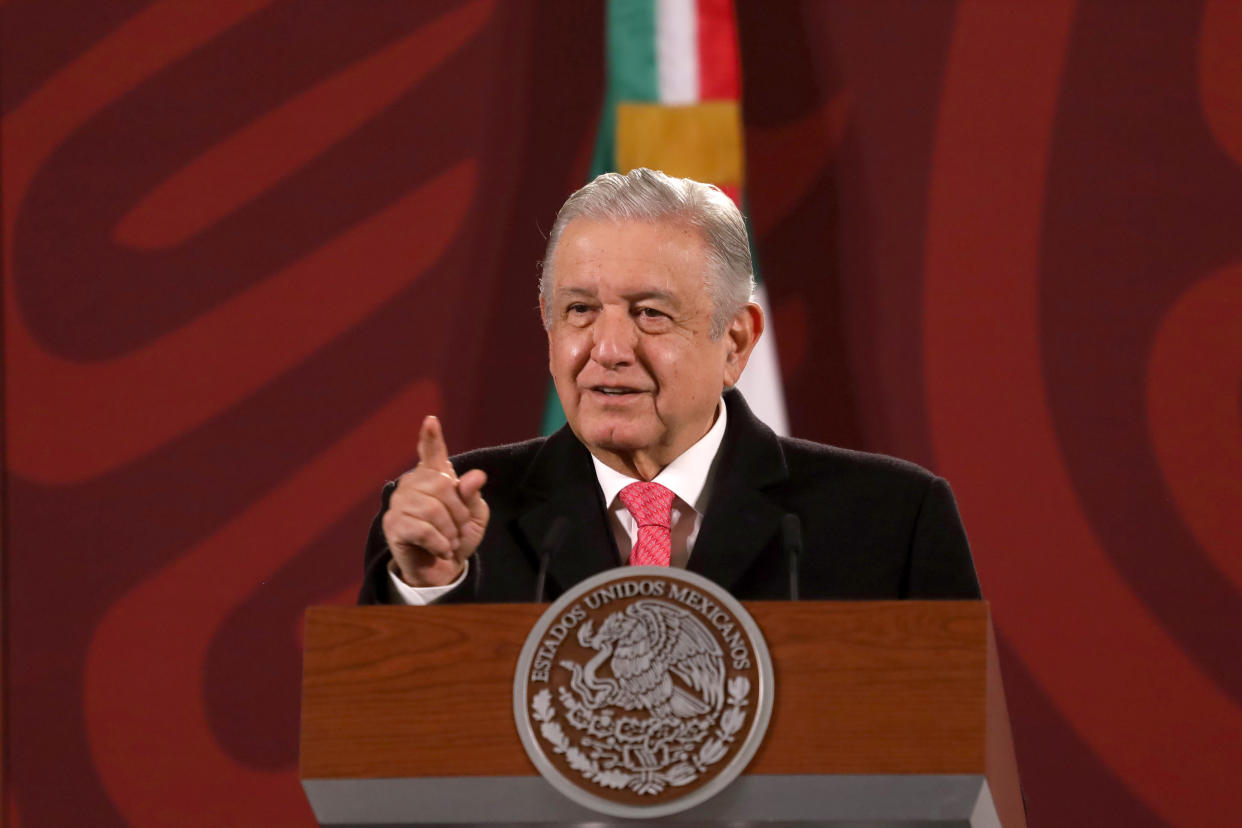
[417, 415, 455, 476]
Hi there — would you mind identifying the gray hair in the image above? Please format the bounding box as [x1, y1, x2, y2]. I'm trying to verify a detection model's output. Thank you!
[539, 168, 754, 339]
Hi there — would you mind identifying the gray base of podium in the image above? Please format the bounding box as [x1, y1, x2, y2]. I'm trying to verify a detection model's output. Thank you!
[303, 774, 1001, 827]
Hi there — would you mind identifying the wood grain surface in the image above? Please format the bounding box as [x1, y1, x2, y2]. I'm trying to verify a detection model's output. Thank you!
[301, 601, 990, 781]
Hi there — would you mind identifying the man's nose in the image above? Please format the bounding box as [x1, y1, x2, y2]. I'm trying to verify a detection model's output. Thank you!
[590, 310, 636, 368]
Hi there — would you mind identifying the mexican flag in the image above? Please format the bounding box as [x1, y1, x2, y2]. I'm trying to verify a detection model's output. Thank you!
[542, 0, 789, 437]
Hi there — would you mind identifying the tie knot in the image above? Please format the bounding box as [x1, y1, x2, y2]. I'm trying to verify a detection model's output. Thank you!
[618, 481, 676, 529]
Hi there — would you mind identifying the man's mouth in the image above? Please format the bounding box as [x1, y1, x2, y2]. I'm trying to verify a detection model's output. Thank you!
[591, 386, 644, 396]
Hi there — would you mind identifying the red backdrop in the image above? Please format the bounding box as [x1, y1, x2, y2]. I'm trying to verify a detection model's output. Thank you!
[3, 2, 1240, 826]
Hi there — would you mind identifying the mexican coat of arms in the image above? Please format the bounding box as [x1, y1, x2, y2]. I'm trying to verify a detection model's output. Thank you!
[514, 567, 773, 819]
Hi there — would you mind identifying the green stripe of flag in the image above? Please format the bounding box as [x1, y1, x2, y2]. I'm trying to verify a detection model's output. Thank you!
[540, 377, 567, 434]
[608, 0, 659, 102]
[588, 0, 659, 181]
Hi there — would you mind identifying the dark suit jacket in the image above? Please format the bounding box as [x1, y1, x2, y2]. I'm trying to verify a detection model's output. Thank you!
[359, 390, 980, 604]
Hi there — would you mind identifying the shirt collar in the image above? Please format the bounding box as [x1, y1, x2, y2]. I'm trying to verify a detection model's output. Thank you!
[590, 399, 728, 513]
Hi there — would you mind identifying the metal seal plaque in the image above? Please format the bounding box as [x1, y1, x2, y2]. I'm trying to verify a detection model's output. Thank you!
[513, 566, 774, 819]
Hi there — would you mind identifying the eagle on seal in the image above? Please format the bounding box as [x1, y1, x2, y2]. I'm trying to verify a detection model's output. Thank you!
[565, 600, 725, 719]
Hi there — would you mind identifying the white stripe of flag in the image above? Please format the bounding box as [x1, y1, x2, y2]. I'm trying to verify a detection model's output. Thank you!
[657, 0, 699, 104]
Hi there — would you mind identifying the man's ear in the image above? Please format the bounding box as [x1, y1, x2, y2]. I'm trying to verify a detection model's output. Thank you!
[722, 302, 764, 388]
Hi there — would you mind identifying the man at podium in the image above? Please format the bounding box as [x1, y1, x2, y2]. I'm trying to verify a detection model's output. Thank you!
[360, 169, 979, 605]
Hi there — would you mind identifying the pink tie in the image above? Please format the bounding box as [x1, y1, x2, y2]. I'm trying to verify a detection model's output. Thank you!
[618, 482, 676, 567]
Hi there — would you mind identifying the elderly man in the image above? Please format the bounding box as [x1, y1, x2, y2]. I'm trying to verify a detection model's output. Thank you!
[360, 169, 979, 604]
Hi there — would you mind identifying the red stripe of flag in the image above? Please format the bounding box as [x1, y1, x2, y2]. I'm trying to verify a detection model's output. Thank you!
[696, 0, 740, 100]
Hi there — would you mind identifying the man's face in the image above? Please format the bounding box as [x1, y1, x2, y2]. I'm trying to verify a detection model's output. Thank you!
[543, 218, 756, 480]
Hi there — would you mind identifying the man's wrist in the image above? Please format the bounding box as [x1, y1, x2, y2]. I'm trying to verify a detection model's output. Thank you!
[392, 557, 464, 588]
[386, 559, 468, 605]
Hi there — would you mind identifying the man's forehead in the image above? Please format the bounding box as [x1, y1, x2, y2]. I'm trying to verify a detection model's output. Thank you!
[550, 218, 711, 294]
[556, 217, 705, 257]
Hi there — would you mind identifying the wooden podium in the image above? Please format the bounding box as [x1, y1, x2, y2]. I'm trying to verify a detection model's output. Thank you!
[301, 601, 1024, 826]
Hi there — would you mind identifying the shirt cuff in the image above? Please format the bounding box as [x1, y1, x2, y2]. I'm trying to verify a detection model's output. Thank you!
[386, 559, 469, 605]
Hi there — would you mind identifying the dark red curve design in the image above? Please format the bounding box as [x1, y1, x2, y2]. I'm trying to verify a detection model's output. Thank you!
[924, 2, 1242, 823]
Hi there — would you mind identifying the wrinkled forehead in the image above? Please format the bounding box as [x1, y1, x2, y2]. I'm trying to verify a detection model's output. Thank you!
[547, 217, 712, 296]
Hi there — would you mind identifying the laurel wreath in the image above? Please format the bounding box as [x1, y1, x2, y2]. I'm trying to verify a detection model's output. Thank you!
[531, 676, 751, 796]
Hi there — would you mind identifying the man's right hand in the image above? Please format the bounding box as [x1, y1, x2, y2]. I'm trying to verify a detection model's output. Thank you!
[381, 415, 490, 588]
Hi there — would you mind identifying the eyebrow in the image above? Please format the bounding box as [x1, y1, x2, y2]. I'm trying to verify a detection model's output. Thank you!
[625, 289, 677, 305]
[555, 287, 597, 300]
[555, 286, 679, 305]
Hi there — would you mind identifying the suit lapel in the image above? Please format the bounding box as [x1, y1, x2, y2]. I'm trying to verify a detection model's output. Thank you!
[515, 426, 619, 594]
[687, 390, 789, 593]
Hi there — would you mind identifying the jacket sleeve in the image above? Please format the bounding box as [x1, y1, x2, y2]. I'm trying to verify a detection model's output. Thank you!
[358, 481, 399, 605]
[903, 476, 982, 599]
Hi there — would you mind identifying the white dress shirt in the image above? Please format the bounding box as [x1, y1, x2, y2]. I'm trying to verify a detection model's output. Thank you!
[387, 400, 728, 605]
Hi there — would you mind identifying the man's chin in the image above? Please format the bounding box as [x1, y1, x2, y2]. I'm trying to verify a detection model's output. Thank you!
[577, 423, 655, 456]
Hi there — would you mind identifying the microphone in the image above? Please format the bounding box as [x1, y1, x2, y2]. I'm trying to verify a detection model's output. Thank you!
[534, 516, 570, 603]
[782, 513, 803, 601]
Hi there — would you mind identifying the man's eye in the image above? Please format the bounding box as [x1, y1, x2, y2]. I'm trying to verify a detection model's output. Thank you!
[564, 303, 596, 324]
[637, 307, 668, 320]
